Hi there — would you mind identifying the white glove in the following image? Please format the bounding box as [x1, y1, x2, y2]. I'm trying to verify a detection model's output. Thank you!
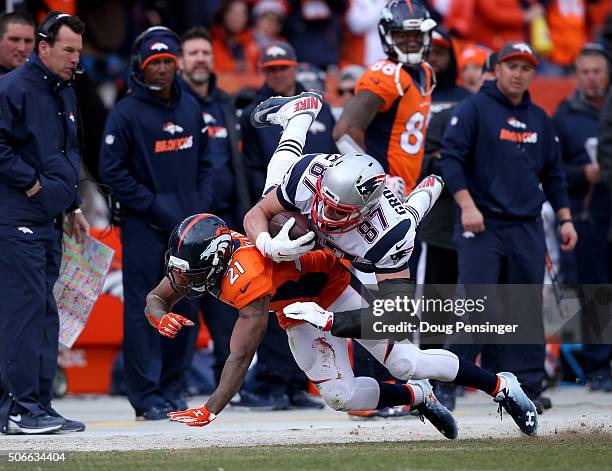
[256, 217, 316, 262]
[386, 175, 406, 200]
[283, 302, 334, 331]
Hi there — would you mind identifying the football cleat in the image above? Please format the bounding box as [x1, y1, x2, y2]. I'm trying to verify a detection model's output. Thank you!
[493, 372, 538, 436]
[408, 379, 458, 439]
[250, 91, 323, 129]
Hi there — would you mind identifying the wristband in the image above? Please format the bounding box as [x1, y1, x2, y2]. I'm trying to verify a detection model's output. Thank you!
[559, 219, 573, 227]
[255, 232, 272, 257]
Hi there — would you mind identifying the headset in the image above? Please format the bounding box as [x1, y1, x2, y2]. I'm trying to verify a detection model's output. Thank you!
[37, 12, 84, 75]
[130, 26, 180, 91]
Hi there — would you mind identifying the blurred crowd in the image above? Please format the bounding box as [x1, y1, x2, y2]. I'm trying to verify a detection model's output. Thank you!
[0, 0, 610, 431]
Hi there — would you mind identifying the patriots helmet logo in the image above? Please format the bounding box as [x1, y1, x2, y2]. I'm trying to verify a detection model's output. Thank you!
[355, 174, 386, 203]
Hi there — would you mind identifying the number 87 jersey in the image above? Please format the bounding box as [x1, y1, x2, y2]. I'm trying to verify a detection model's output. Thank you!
[276, 153, 418, 274]
[356, 59, 433, 192]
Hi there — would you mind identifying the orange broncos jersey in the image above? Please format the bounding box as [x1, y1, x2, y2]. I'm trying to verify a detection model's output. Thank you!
[356, 59, 433, 191]
[218, 233, 351, 330]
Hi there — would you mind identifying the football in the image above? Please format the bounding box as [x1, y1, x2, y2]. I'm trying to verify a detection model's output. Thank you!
[268, 211, 312, 239]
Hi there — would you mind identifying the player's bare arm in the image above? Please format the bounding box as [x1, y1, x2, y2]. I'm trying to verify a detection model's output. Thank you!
[244, 188, 286, 244]
[144, 277, 194, 338]
[205, 295, 270, 414]
[244, 189, 315, 262]
[333, 90, 384, 151]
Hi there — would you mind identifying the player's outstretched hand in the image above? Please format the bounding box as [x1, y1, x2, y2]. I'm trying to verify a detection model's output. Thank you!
[149, 312, 194, 338]
[258, 217, 315, 262]
[283, 302, 334, 331]
[168, 404, 216, 427]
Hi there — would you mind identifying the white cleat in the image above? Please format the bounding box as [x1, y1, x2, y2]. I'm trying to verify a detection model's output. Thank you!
[250, 91, 323, 129]
[408, 379, 458, 439]
[493, 372, 539, 436]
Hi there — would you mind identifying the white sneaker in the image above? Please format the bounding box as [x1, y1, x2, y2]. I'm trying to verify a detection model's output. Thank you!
[250, 91, 323, 129]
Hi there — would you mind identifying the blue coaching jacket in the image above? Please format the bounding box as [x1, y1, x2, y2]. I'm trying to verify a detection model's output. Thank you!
[439, 80, 569, 222]
[552, 91, 609, 215]
[0, 53, 81, 225]
[99, 77, 212, 233]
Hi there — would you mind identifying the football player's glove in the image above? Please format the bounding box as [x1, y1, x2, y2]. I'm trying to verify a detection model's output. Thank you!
[167, 404, 217, 427]
[256, 217, 316, 262]
[283, 302, 334, 331]
[147, 312, 194, 338]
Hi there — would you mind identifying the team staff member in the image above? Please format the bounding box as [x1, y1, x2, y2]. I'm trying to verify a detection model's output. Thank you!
[554, 44, 612, 391]
[99, 27, 212, 420]
[0, 11, 35, 76]
[333, 0, 436, 197]
[439, 41, 578, 408]
[0, 12, 88, 434]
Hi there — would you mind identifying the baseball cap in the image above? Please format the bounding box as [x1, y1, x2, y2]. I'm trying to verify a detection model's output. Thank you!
[431, 29, 452, 50]
[139, 30, 180, 70]
[497, 41, 538, 67]
[482, 52, 498, 74]
[260, 41, 297, 68]
[253, 0, 288, 18]
[459, 46, 489, 69]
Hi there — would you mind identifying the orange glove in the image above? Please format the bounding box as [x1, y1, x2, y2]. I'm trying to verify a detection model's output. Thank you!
[146, 312, 194, 338]
[167, 404, 217, 427]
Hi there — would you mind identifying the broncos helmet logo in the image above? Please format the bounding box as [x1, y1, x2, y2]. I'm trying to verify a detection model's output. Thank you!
[355, 174, 386, 203]
[199, 233, 232, 264]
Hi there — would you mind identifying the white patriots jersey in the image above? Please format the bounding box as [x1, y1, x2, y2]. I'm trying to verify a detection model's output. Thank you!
[277, 153, 417, 273]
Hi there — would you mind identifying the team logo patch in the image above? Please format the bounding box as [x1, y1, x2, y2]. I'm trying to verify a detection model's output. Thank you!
[150, 42, 169, 51]
[265, 45, 286, 57]
[162, 122, 184, 135]
[512, 43, 533, 54]
[199, 234, 232, 261]
[507, 117, 527, 129]
[17, 226, 33, 235]
[202, 112, 216, 125]
[105, 134, 115, 145]
[355, 174, 386, 203]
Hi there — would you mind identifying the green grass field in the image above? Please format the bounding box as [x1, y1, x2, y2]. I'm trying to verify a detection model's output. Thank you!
[2, 433, 610, 470]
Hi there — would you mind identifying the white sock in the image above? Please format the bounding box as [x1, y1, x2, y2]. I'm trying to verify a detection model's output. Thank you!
[262, 114, 312, 194]
[407, 382, 425, 406]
